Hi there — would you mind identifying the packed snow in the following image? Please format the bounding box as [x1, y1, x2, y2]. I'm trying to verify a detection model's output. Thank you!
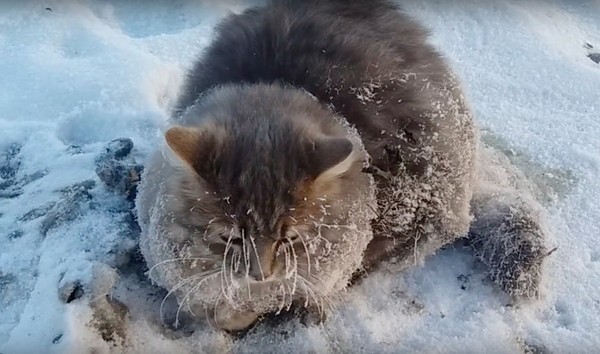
[1, 0, 599, 353]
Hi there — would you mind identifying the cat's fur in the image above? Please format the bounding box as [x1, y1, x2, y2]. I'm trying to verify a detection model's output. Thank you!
[136, 0, 547, 331]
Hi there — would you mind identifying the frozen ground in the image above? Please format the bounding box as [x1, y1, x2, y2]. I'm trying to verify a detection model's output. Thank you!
[1, 0, 599, 353]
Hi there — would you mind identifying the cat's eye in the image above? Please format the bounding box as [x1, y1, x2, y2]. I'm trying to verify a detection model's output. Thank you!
[285, 234, 299, 244]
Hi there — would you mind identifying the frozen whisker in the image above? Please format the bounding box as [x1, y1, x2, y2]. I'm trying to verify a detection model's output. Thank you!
[297, 276, 322, 314]
[220, 229, 236, 302]
[241, 231, 252, 300]
[175, 271, 221, 328]
[148, 257, 216, 281]
[283, 244, 292, 279]
[292, 228, 312, 278]
[276, 281, 288, 315]
[287, 238, 299, 297]
[299, 273, 340, 312]
[317, 223, 357, 230]
[160, 269, 220, 325]
[208, 293, 224, 329]
[249, 234, 265, 280]
[228, 250, 236, 300]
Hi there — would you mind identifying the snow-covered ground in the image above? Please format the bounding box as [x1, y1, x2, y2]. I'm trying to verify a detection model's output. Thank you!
[1, 0, 599, 353]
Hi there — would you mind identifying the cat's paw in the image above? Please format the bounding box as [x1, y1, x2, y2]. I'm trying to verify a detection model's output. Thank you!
[469, 194, 553, 299]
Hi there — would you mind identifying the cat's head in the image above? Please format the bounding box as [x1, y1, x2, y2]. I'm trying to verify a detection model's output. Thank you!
[160, 84, 375, 317]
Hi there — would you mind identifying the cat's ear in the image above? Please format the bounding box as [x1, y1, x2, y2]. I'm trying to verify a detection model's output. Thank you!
[164, 125, 223, 175]
[307, 137, 356, 181]
[165, 126, 202, 168]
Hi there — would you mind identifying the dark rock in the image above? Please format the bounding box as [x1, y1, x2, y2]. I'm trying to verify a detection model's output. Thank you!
[7, 230, 25, 240]
[58, 180, 96, 196]
[0, 272, 17, 300]
[457, 274, 472, 291]
[94, 138, 143, 201]
[0, 143, 21, 181]
[52, 334, 63, 344]
[588, 52, 600, 64]
[0, 143, 22, 196]
[95, 161, 143, 201]
[0, 272, 16, 287]
[0, 188, 23, 199]
[124, 246, 148, 279]
[67, 145, 83, 154]
[124, 211, 141, 238]
[0, 179, 14, 191]
[58, 280, 84, 303]
[19, 202, 57, 222]
[0, 272, 18, 308]
[97, 138, 134, 162]
[22, 170, 48, 185]
[40, 185, 93, 236]
[522, 339, 550, 354]
[0, 148, 46, 197]
[0, 171, 47, 200]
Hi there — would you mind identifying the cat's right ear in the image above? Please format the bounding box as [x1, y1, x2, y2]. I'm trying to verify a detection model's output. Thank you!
[164, 125, 222, 175]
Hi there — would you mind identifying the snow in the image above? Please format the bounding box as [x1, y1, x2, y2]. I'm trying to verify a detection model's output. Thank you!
[1, 0, 599, 353]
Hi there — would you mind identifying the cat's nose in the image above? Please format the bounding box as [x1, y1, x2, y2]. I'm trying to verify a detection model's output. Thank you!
[247, 242, 276, 281]
[248, 264, 273, 281]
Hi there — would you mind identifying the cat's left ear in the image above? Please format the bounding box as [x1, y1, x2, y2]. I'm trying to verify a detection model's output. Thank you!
[164, 124, 223, 176]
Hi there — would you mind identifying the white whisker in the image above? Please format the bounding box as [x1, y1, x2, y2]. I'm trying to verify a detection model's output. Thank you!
[297, 277, 321, 314]
[220, 229, 235, 302]
[287, 238, 298, 297]
[209, 293, 224, 329]
[160, 269, 218, 325]
[298, 274, 338, 314]
[292, 228, 312, 278]
[148, 256, 215, 280]
[241, 230, 252, 300]
[276, 281, 287, 315]
[175, 271, 220, 327]
[249, 234, 265, 281]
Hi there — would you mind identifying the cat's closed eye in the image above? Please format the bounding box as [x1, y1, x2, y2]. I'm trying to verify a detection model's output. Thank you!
[219, 234, 243, 247]
[284, 234, 299, 244]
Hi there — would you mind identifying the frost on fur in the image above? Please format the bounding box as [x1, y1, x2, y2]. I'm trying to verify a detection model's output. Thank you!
[469, 193, 549, 298]
[469, 145, 553, 299]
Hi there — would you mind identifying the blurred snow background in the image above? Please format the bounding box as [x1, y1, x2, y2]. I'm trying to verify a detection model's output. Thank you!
[1, 0, 599, 353]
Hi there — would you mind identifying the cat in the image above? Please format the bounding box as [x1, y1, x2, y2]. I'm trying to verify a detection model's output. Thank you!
[136, 0, 549, 332]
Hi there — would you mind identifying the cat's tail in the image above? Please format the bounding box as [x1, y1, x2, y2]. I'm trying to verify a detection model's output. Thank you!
[468, 143, 554, 299]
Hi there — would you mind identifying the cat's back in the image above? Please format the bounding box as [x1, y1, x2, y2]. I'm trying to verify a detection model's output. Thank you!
[175, 0, 444, 116]
[175, 0, 475, 170]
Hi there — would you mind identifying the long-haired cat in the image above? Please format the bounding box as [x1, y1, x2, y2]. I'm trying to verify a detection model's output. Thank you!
[136, 0, 548, 331]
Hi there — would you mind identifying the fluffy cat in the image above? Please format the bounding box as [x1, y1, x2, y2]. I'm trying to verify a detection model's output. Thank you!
[136, 0, 548, 331]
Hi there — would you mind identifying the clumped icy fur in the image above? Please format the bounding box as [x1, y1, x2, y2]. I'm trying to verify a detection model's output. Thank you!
[469, 144, 552, 298]
[136, 0, 549, 331]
